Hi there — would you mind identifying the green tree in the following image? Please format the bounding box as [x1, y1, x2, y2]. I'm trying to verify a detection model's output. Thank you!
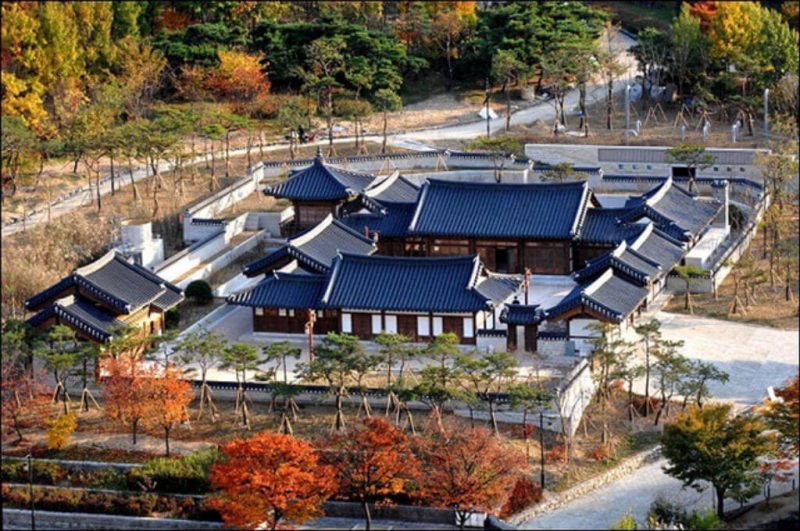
[455, 351, 517, 434]
[666, 145, 714, 193]
[491, 49, 527, 132]
[372, 88, 401, 154]
[614, 346, 646, 424]
[635, 319, 662, 418]
[413, 364, 463, 434]
[673, 264, 706, 314]
[276, 97, 311, 159]
[587, 323, 633, 445]
[374, 332, 413, 414]
[301, 36, 346, 156]
[36, 325, 80, 415]
[662, 404, 778, 519]
[220, 343, 260, 429]
[299, 332, 362, 432]
[177, 328, 226, 421]
[679, 360, 729, 409]
[652, 340, 690, 426]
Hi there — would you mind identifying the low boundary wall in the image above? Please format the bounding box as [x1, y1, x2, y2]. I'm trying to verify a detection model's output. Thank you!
[506, 446, 663, 526]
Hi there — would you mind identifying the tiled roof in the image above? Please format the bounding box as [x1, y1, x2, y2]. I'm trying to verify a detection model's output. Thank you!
[546, 269, 648, 323]
[25, 276, 76, 311]
[27, 296, 124, 342]
[339, 202, 417, 238]
[408, 179, 592, 240]
[321, 253, 497, 313]
[577, 208, 648, 244]
[265, 149, 377, 201]
[475, 274, 522, 303]
[25, 252, 184, 315]
[573, 241, 662, 285]
[243, 215, 376, 277]
[623, 178, 722, 241]
[627, 224, 685, 271]
[499, 304, 545, 325]
[363, 171, 420, 204]
[228, 272, 327, 309]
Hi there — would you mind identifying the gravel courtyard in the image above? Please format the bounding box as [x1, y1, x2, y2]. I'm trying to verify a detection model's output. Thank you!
[519, 312, 799, 530]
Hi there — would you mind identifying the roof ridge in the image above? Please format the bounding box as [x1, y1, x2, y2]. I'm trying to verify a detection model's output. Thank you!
[583, 268, 614, 297]
[329, 218, 380, 245]
[644, 176, 673, 206]
[74, 250, 117, 277]
[628, 222, 654, 249]
[426, 178, 586, 189]
[289, 214, 336, 246]
[336, 252, 479, 265]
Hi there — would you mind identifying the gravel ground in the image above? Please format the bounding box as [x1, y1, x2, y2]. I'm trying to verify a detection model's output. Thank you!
[519, 311, 799, 530]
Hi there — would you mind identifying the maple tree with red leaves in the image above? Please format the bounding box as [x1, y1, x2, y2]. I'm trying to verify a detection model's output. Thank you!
[1, 360, 51, 445]
[101, 356, 153, 446]
[146, 364, 194, 457]
[321, 417, 420, 530]
[210, 431, 335, 530]
[417, 420, 526, 530]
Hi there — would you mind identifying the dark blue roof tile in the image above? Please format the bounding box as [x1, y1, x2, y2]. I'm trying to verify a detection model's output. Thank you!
[546, 270, 648, 323]
[408, 179, 592, 240]
[228, 272, 327, 309]
[573, 240, 662, 285]
[339, 202, 417, 239]
[499, 304, 545, 325]
[622, 178, 722, 240]
[577, 208, 648, 244]
[321, 253, 503, 313]
[265, 151, 377, 201]
[363, 171, 420, 204]
[243, 215, 376, 277]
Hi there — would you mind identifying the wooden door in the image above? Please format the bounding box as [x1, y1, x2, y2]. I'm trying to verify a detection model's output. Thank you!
[443, 316, 463, 342]
[351, 313, 372, 339]
[397, 314, 417, 342]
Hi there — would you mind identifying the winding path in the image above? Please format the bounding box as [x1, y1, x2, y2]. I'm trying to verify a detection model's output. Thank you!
[3, 32, 637, 237]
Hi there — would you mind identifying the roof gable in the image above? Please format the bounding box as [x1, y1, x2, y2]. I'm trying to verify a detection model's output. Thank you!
[547, 269, 648, 323]
[408, 179, 591, 239]
[243, 215, 376, 277]
[363, 171, 420, 204]
[265, 149, 376, 201]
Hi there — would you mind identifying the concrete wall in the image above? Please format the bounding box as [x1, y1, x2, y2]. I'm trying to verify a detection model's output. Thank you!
[175, 230, 265, 290]
[155, 232, 227, 283]
[554, 359, 596, 437]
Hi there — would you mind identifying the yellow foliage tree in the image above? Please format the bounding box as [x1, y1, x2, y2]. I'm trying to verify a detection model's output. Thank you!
[45, 413, 77, 450]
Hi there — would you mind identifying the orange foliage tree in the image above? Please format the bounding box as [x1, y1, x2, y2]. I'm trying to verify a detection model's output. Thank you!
[1, 361, 51, 445]
[146, 364, 194, 457]
[417, 422, 526, 530]
[321, 417, 420, 530]
[101, 356, 153, 445]
[210, 431, 336, 530]
[761, 374, 799, 452]
[205, 49, 271, 115]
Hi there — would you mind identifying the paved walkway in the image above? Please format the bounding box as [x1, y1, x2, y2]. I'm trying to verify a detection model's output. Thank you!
[518, 312, 799, 529]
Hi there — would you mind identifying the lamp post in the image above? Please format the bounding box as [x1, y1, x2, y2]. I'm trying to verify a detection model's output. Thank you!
[539, 410, 546, 489]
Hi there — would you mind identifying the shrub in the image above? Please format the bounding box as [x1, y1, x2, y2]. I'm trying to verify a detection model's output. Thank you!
[164, 307, 181, 329]
[46, 413, 77, 450]
[185, 280, 213, 305]
[590, 445, 610, 462]
[544, 445, 567, 464]
[610, 510, 638, 530]
[133, 448, 220, 494]
[499, 476, 543, 518]
[1, 460, 67, 485]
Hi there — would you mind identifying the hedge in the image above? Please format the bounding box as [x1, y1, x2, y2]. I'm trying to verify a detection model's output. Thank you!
[1, 484, 221, 522]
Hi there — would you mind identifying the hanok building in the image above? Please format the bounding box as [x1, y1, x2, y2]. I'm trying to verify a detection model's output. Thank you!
[242, 214, 377, 278]
[265, 148, 378, 234]
[25, 251, 184, 344]
[404, 179, 597, 274]
[229, 253, 521, 345]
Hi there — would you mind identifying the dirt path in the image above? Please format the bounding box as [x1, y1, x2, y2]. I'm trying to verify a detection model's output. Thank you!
[24, 429, 214, 457]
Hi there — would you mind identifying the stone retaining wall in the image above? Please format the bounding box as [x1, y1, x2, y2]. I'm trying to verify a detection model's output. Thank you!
[2, 509, 223, 530]
[506, 446, 662, 526]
